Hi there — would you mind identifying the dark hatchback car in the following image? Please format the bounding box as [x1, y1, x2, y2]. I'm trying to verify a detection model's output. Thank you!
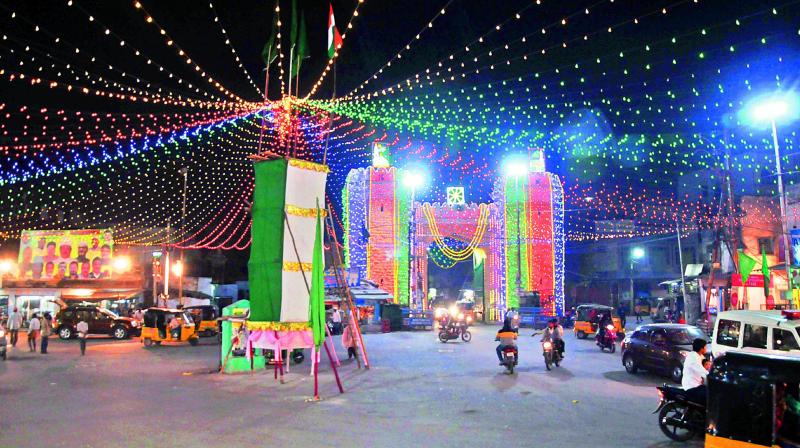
[621, 324, 709, 383]
[55, 306, 141, 340]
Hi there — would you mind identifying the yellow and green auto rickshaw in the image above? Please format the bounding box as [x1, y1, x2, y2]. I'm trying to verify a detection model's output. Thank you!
[706, 351, 799, 447]
[140, 308, 199, 347]
[573, 304, 624, 339]
[183, 305, 219, 337]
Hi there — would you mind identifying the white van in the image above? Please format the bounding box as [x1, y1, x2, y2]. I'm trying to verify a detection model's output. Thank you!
[711, 310, 800, 357]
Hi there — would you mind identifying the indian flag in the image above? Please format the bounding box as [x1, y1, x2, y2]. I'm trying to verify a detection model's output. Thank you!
[327, 3, 342, 59]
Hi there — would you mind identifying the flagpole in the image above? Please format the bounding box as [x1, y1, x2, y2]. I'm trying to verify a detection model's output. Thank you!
[323, 59, 335, 165]
[287, 46, 293, 98]
[257, 48, 272, 155]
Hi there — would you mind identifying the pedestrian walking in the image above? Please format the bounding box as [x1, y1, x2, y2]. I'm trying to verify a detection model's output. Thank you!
[331, 308, 342, 335]
[342, 319, 358, 359]
[7, 307, 22, 347]
[77, 318, 89, 355]
[617, 304, 627, 329]
[634, 302, 642, 323]
[28, 313, 41, 352]
[40, 312, 52, 354]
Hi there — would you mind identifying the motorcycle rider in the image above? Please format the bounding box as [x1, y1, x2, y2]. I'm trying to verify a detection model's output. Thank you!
[541, 318, 565, 357]
[495, 321, 518, 365]
[596, 312, 611, 345]
[505, 308, 519, 333]
[682, 338, 710, 404]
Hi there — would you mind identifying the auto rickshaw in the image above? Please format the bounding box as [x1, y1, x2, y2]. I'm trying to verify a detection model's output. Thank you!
[140, 308, 199, 346]
[573, 304, 624, 339]
[706, 351, 800, 447]
[183, 305, 219, 337]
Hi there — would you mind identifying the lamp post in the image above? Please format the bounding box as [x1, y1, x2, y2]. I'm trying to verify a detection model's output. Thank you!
[745, 93, 798, 296]
[178, 167, 188, 306]
[504, 156, 529, 309]
[630, 247, 645, 312]
[402, 170, 424, 309]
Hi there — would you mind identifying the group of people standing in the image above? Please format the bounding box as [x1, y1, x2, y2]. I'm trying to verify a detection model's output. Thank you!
[5, 307, 53, 354]
[5, 307, 90, 356]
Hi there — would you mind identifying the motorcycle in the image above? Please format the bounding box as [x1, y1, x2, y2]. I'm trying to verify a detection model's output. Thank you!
[500, 346, 518, 374]
[438, 313, 472, 343]
[596, 324, 617, 353]
[542, 339, 562, 370]
[653, 385, 706, 442]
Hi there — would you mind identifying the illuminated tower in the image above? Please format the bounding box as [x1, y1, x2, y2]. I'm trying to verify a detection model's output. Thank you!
[495, 149, 565, 316]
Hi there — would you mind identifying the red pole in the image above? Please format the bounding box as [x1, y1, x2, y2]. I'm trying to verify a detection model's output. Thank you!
[323, 339, 344, 394]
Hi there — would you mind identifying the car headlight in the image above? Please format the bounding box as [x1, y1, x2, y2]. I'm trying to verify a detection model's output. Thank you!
[130, 321, 139, 327]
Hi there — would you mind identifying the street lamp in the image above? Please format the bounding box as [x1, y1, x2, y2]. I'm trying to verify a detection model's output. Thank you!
[629, 247, 645, 312]
[0, 259, 15, 291]
[403, 169, 425, 308]
[504, 156, 529, 305]
[743, 92, 799, 295]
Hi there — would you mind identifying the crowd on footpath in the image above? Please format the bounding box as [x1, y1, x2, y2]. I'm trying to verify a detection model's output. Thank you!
[3, 307, 90, 356]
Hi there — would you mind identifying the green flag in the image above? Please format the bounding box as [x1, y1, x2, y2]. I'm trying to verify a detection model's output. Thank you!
[261, 13, 279, 67]
[762, 248, 771, 298]
[310, 201, 326, 347]
[292, 13, 309, 77]
[739, 250, 757, 284]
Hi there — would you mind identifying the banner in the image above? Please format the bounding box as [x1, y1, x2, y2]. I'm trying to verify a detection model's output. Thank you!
[18, 229, 114, 280]
[792, 228, 800, 267]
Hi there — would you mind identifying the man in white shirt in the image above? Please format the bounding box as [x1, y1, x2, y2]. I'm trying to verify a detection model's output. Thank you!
[331, 308, 342, 334]
[77, 319, 89, 355]
[682, 338, 710, 404]
[7, 307, 22, 347]
[27, 314, 41, 352]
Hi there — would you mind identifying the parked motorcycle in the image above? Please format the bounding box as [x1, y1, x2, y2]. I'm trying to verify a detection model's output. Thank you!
[500, 346, 518, 374]
[653, 384, 706, 442]
[542, 339, 562, 370]
[596, 324, 617, 352]
[438, 314, 472, 343]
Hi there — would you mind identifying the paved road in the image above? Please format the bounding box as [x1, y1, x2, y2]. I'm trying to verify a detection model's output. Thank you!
[0, 326, 701, 447]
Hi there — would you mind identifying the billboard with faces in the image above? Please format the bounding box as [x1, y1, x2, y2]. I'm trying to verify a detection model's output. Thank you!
[18, 229, 114, 280]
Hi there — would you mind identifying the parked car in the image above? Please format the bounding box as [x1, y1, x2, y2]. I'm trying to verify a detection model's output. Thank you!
[621, 324, 709, 383]
[711, 309, 800, 358]
[55, 306, 141, 340]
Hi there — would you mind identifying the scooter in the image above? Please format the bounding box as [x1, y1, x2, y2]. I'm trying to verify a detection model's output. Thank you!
[596, 324, 617, 353]
[654, 384, 706, 442]
[542, 339, 562, 370]
[500, 346, 518, 374]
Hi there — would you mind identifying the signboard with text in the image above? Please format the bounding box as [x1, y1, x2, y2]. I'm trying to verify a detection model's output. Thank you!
[17, 229, 114, 280]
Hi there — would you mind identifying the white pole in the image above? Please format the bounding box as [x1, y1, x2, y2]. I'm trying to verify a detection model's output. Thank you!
[772, 119, 792, 296]
[676, 219, 689, 318]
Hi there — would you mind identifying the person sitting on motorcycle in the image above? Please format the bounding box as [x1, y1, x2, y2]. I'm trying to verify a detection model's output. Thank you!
[682, 338, 710, 404]
[541, 318, 565, 357]
[596, 312, 611, 343]
[495, 322, 518, 365]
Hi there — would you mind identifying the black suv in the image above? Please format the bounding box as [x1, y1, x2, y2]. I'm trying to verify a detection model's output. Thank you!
[55, 306, 141, 340]
[621, 324, 709, 383]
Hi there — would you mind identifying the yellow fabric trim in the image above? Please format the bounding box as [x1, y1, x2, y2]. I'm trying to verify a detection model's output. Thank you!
[288, 159, 330, 173]
[285, 205, 327, 218]
[246, 321, 311, 331]
[283, 261, 313, 272]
